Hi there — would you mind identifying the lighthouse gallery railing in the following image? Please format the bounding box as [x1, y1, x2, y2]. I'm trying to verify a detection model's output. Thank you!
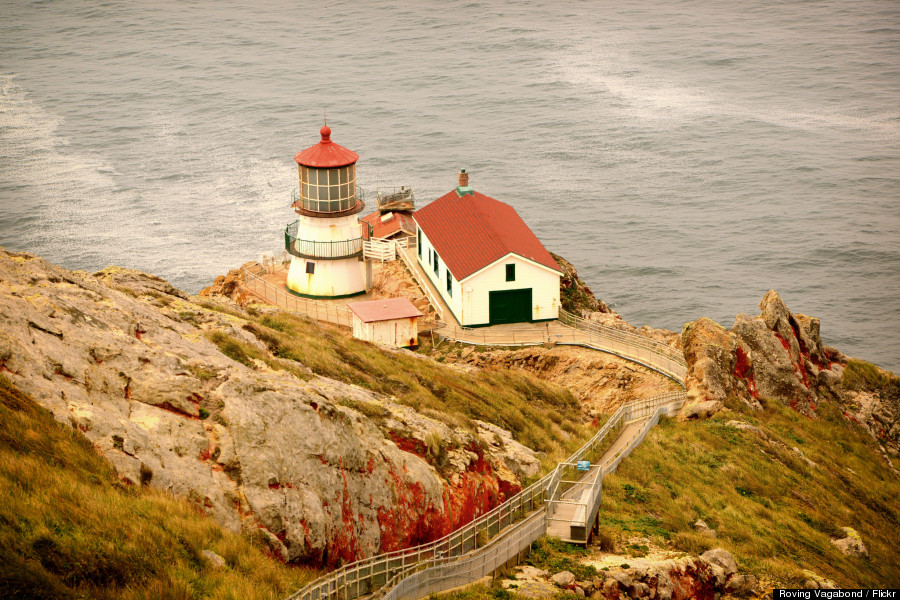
[285, 221, 364, 260]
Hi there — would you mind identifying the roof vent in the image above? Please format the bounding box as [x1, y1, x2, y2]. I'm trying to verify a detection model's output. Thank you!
[380, 212, 394, 223]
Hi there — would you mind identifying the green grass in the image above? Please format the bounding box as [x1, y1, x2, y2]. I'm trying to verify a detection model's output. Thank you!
[842, 359, 900, 401]
[235, 312, 589, 460]
[0, 374, 319, 599]
[596, 396, 900, 588]
[524, 537, 599, 581]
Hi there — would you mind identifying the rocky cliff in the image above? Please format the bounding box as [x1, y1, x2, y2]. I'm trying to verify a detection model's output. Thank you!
[0, 248, 546, 567]
[680, 290, 899, 462]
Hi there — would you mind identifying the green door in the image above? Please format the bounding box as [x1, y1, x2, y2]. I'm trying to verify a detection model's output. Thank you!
[489, 289, 532, 325]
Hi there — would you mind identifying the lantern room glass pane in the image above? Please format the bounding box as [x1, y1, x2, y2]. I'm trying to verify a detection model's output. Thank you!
[340, 167, 349, 184]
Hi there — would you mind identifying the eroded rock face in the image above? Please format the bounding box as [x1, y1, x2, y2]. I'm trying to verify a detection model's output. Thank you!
[0, 248, 537, 566]
[679, 290, 899, 458]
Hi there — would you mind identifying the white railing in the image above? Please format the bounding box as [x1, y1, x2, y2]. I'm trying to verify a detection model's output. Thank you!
[364, 238, 398, 262]
[241, 269, 353, 328]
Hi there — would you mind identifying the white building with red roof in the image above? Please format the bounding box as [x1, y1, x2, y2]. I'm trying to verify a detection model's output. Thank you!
[413, 170, 562, 327]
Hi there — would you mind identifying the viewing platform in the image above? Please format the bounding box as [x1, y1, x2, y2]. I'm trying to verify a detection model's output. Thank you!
[284, 221, 363, 260]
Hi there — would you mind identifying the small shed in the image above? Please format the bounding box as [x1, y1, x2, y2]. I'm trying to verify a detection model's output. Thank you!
[347, 297, 422, 348]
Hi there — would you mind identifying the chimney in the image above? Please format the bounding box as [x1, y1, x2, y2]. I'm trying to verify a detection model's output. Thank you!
[458, 168, 469, 187]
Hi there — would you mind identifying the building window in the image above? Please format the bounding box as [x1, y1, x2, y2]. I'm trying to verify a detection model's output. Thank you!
[506, 264, 515, 281]
[417, 228, 422, 257]
[446, 268, 452, 296]
[306, 262, 315, 274]
[433, 253, 439, 275]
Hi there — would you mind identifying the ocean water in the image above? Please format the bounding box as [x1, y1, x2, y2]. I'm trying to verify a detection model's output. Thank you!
[1, 1, 898, 371]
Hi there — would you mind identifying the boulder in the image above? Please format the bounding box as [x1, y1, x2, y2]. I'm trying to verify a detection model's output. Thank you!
[681, 400, 722, 420]
[551, 571, 576, 588]
[700, 548, 737, 577]
[679, 289, 900, 459]
[201, 549, 227, 569]
[831, 527, 868, 557]
[693, 518, 716, 538]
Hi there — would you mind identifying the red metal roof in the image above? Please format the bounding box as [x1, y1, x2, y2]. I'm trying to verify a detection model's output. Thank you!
[360, 211, 417, 240]
[347, 297, 422, 323]
[293, 125, 359, 168]
[413, 189, 562, 280]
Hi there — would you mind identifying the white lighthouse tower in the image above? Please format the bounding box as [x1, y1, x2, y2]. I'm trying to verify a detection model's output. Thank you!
[285, 124, 367, 298]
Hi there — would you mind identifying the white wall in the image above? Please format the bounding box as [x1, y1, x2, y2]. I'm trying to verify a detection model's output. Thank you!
[286, 213, 365, 297]
[352, 317, 418, 347]
[461, 254, 560, 326]
[415, 227, 462, 321]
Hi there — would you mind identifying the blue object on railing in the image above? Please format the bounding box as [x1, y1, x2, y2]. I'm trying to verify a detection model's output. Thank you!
[577, 460, 590, 471]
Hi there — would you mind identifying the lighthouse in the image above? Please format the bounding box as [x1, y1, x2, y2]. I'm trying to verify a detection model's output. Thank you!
[285, 124, 367, 298]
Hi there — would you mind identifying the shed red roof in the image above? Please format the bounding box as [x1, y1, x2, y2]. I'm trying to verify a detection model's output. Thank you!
[348, 297, 422, 323]
[294, 125, 359, 168]
[413, 189, 561, 280]
[360, 211, 417, 240]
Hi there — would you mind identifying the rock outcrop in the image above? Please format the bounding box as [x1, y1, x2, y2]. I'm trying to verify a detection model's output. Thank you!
[511, 548, 758, 600]
[197, 261, 260, 306]
[680, 290, 900, 460]
[552, 252, 612, 315]
[681, 290, 844, 416]
[0, 248, 538, 567]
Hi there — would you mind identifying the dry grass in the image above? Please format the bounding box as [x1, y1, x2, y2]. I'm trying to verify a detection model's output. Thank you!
[0, 375, 319, 599]
[596, 397, 900, 588]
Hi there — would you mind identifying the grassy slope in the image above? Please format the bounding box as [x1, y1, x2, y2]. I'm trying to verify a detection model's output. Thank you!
[599, 395, 899, 588]
[0, 374, 319, 600]
[206, 308, 588, 465]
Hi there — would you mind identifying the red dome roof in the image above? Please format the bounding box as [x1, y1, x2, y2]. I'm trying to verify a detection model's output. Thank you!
[294, 125, 359, 168]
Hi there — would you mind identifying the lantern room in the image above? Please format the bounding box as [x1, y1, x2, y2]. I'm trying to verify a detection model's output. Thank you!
[291, 124, 363, 216]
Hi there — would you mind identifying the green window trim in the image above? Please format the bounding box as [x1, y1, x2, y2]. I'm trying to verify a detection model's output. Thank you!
[446, 268, 452, 296]
[506, 264, 515, 282]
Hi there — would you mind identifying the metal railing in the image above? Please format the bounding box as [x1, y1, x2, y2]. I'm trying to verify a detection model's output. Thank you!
[379, 392, 686, 600]
[558, 309, 687, 382]
[285, 389, 684, 600]
[241, 268, 353, 327]
[437, 313, 687, 385]
[285, 221, 363, 260]
[272, 241, 691, 600]
[397, 245, 445, 321]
